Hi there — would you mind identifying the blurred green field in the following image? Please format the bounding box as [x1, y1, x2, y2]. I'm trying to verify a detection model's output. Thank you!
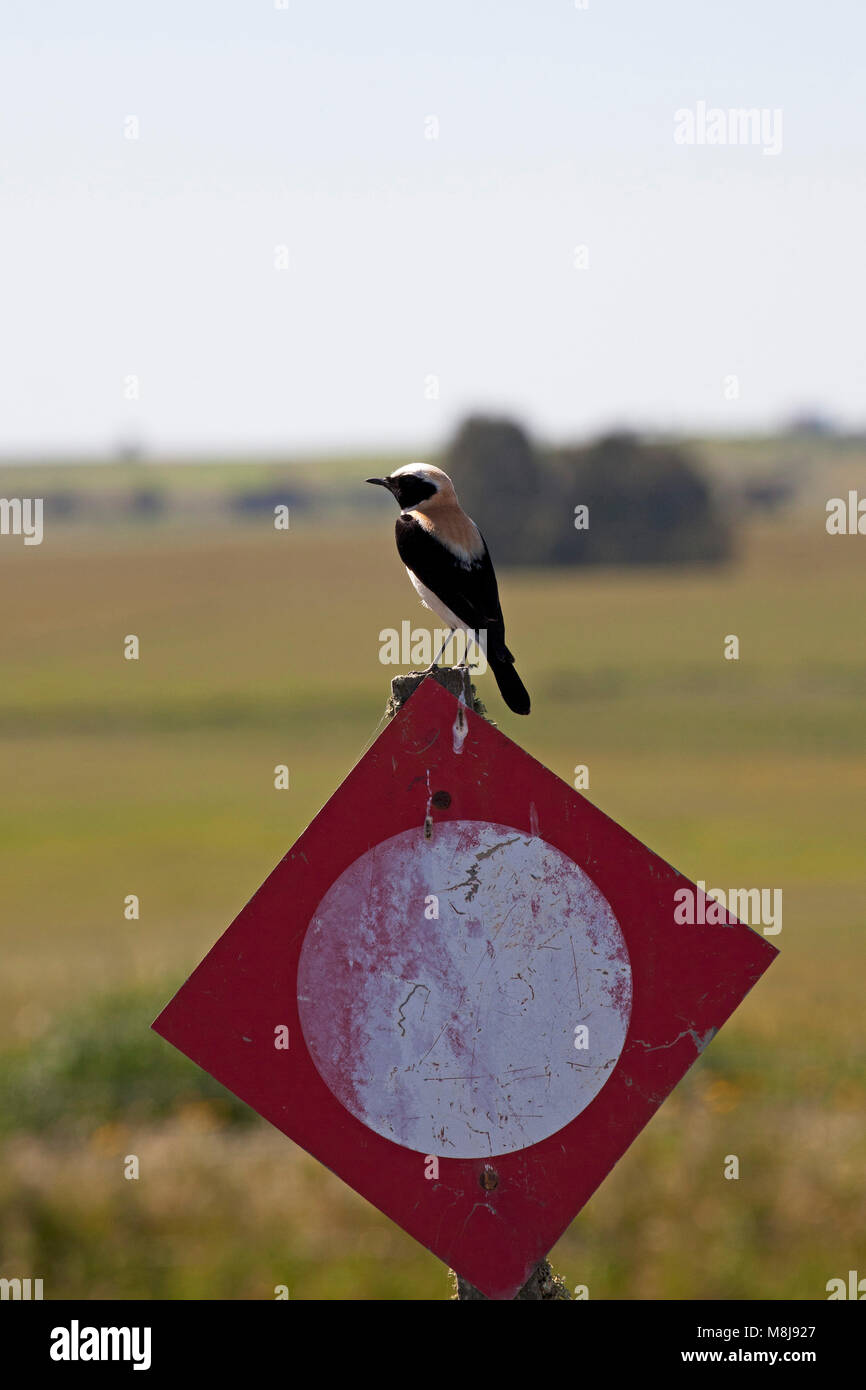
[0, 482, 864, 1300]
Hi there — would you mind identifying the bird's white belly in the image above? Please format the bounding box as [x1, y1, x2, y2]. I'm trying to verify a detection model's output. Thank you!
[406, 569, 467, 631]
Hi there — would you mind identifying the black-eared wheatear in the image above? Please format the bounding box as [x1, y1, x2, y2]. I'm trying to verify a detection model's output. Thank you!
[366, 462, 531, 715]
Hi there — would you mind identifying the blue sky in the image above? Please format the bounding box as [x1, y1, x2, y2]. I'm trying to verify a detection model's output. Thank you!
[1, 1, 863, 454]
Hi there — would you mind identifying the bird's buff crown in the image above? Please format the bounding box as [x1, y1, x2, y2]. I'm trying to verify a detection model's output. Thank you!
[366, 463, 459, 513]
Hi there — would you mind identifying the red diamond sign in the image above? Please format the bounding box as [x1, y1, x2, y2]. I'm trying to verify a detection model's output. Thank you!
[153, 677, 778, 1300]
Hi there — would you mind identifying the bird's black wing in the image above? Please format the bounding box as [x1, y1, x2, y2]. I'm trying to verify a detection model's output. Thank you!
[395, 514, 506, 643]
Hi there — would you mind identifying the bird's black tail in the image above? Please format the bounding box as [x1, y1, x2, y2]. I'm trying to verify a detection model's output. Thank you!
[489, 653, 531, 715]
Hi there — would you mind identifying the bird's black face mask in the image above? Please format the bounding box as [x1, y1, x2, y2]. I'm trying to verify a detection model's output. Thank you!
[366, 474, 438, 509]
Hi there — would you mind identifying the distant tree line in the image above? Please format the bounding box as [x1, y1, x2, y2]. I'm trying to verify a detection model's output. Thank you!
[30, 484, 313, 525]
[445, 416, 733, 566]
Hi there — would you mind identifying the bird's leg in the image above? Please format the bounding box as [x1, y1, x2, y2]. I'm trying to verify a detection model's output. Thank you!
[428, 628, 456, 671]
[460, 629, 483, 671]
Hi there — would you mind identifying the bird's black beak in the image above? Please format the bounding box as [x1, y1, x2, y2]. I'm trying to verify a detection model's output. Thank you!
[366, 477, 390, 489]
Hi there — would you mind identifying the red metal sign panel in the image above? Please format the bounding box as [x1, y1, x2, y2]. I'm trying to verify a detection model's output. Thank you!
[153, 677, 778, 1299]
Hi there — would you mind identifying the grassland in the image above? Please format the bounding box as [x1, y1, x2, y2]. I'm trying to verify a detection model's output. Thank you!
[0, 468, 863, 1299]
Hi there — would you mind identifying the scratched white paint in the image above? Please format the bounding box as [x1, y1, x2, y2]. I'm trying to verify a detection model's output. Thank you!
[451, 703, 468, 754]
[297, 820, 632, 1158]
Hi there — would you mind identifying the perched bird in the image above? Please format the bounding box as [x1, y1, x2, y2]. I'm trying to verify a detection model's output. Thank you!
[366, 462, 531, 715]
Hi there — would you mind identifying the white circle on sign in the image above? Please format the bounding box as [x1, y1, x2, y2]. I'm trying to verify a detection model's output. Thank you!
[297, 820, 632, 1159]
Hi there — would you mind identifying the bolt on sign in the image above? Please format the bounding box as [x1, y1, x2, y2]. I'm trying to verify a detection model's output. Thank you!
[153, 678, 778, 1300]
